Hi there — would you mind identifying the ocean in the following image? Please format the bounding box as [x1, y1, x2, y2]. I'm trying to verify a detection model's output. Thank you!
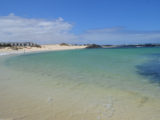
[0, 47, 160, 120]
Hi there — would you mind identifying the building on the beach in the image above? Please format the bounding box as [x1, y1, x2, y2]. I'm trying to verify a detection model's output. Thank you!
[10, 42, 35, 46]
[0, 42, 39, 47]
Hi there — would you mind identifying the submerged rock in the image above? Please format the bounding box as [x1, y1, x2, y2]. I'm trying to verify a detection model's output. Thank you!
[136, 54, 160, 85]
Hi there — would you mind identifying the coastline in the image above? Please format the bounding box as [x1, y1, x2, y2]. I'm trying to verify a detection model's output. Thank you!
[0, 47, 160, 120]
[0, 44, 87, 56]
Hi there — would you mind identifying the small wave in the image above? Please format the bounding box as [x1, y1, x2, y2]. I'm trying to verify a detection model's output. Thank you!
[0, 53, 11, 56]
[0, 52, 23, 56]
[0, 50, 31, 57]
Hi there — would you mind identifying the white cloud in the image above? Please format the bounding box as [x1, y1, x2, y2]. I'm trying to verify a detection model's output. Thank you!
[0, 14, 160, 45]
[0, 13, 77, 44]
[79, 27, 160, 45]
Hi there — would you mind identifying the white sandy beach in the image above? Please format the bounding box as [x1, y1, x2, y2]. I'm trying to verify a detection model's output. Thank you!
[0, 44, 86, 56]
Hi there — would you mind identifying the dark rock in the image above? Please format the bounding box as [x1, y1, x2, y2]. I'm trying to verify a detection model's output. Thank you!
[59, 43, 70, 46]
[86, 44, 102, 49]
[136, 54, 160, 85]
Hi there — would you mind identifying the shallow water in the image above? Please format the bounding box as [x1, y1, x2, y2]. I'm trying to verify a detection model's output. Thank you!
[0, 47, 160, 120]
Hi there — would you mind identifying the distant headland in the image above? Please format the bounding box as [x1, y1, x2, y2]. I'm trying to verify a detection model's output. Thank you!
[85, 43, 160, 48]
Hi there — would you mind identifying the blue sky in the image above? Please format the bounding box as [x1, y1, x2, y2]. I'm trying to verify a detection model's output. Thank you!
[0, 0, 160, 44]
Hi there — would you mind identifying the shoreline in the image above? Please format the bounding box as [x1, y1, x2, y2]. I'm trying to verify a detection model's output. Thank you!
[0, 44, 87, 56]
[0, 46, 160, 120]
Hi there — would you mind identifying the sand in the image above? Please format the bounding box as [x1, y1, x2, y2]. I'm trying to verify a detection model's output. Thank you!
[0, 44, 86, 56]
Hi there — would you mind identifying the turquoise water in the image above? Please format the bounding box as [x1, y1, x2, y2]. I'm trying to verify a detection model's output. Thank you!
[1, 47, 160, 120]
[5, 47, 160, 95]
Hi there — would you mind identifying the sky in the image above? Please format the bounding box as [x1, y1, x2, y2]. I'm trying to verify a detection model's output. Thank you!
[0, 0, 160, 44]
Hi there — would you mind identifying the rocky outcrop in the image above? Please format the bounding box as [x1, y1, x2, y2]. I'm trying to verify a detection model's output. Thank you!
[59, 43, 70, 46]
[86, 44, 102, 48]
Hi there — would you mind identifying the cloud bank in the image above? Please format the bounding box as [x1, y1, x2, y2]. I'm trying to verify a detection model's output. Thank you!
[0, 14, 160, 45]
[0, 13, 77, 44]
[79, 27, 160, 45]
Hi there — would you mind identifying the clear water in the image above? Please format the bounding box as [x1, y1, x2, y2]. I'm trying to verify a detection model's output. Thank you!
[0, 47, 160, 120]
